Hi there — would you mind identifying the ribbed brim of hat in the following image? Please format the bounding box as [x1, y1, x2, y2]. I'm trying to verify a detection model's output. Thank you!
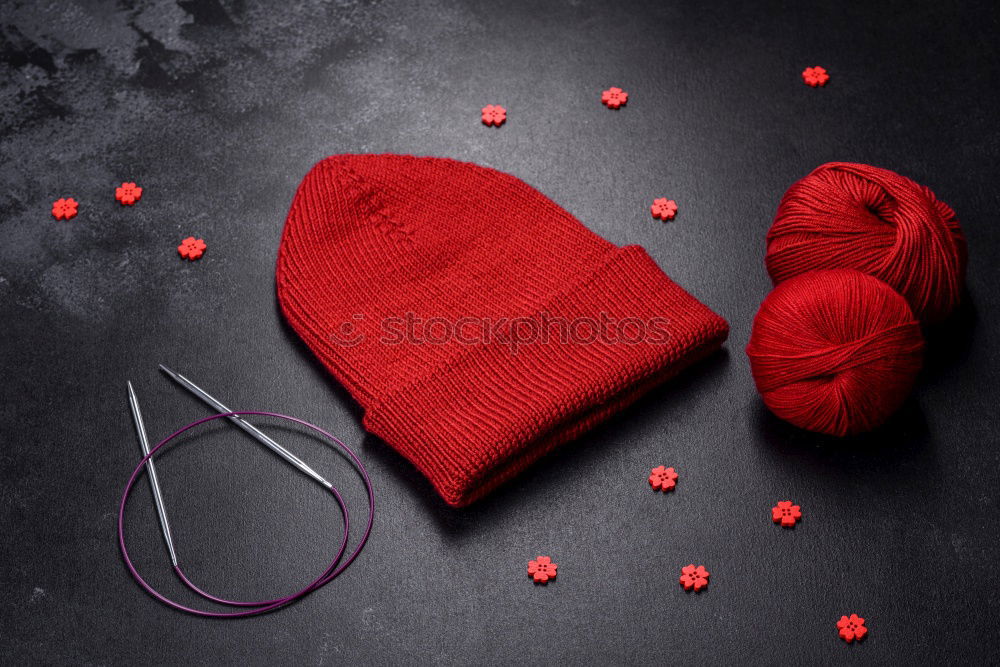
[362, 245, 728, 506]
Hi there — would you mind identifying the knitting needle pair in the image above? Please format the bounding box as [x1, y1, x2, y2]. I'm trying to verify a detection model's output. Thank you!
[126, 365, 332, 564]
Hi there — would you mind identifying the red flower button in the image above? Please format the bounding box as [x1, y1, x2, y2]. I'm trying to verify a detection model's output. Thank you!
[651, 198, 678, 221]
[837, 614, 867, 643]
[772, 501, 802, 528]
[601, 87, 628, 109]
[51, 197, 78, 220]
[679, 564, 709, 592]
[649, 465, 678, 492]
[481, 105, 506, 127]
[116, 182, 142, 206]
[802, 66, 830, 87]
[177, 236, 207, 260]
[527, 556, 557, 584]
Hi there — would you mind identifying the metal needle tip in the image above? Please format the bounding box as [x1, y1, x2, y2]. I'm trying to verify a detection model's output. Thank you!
[158, 365, 332, 489]
[127, 380, 179, 566]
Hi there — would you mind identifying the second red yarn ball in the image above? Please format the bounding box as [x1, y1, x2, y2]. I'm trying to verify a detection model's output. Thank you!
[746, 269, 925, 437]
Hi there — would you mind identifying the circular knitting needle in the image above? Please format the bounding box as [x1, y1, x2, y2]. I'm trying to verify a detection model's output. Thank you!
[158, 365, 333, 490]
[127, 381, 178, 566]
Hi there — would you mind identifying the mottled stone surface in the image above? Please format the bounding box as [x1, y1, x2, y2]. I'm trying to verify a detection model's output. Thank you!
[2, 1, 999, 663]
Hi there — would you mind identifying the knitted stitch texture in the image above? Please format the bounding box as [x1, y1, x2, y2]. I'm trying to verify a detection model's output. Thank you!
[276, 154, 729, 506]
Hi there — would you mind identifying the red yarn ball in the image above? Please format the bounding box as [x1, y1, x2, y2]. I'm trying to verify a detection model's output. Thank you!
[746, 269, 925, 437]
[766, 162, 966, 324]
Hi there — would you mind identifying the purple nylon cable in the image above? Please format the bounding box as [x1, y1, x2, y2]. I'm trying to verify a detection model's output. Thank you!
[118, 411, 374, 618]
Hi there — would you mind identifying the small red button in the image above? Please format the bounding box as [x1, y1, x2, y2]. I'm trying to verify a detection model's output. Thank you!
[527, 556, 557, 584]
[601, 87, 628, 109]
[177, 236, 207, 260]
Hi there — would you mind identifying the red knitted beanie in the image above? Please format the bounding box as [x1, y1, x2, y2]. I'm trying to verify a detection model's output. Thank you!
[276, 154, 728, 506]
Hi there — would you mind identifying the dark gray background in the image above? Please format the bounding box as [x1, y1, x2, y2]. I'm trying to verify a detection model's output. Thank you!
[2, 1, 998, 664]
